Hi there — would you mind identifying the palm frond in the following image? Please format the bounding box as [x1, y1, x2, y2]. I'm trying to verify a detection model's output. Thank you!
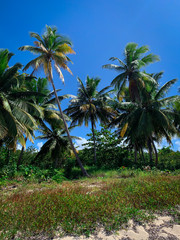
[141, 54, 160, 65]
[19, 46, 45, 54]
[54, 62, 64, 84]
[155, 79, 177, 100]
[109, 57, 126, 67]
[22, 56, 44, 72]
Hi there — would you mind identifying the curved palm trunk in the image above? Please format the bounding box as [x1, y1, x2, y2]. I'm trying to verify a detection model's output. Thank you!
[91, 120, 97, 164]
[17, 137, 27, 170]
[49, 75, 89, 177]
[151, 140, 158, 167]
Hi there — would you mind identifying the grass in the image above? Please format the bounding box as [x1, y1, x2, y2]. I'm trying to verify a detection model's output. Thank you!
[0, 169, 180, 239]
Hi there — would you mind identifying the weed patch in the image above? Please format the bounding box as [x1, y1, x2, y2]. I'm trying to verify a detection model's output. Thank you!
[0, 174, 179, 238]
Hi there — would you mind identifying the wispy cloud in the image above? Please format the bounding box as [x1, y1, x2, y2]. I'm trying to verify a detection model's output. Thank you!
[37, 142, 43, 151]
[175, 140, 180, 151]
[154, 137, 180, 151]
[75, 137, 88, 150]
[154, 139, 169, 150]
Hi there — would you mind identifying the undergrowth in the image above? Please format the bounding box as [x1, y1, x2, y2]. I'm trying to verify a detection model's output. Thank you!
[0, 173, 179, 239]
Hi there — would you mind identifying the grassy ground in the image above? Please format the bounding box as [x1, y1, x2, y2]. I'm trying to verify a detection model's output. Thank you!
[0, 169, 180, 239]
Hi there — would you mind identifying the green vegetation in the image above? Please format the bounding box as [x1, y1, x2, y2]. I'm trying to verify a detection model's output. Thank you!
[65, 76, 113, 164]
[0, 25, 180, 239]
[19, 25, 88, 176]
[0, 170, 179, 239]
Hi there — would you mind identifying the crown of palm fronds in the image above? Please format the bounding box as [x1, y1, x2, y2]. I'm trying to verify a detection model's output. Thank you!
[19, 25, 75, 84]
[65, 76, 115, 127]
[0, 49, 43, 147]
[102, 42, 160, 101]
[109, 77, 179, 146]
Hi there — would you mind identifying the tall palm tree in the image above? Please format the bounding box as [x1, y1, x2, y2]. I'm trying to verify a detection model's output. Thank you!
[65, 76, 114, 163]
[0, 49, 42, 149]
[102, 42, 159, 102]
[19, 25, 88, 176]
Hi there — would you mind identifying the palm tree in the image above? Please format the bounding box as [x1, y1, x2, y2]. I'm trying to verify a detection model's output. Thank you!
[102, 42, 159, 102]
[17, 77, 73, 169]
[109, 77, 179, 166]
[35, 121, 80, 168]
[0, 49, 42, 150]
[65, 76, 114, 163]
[19, 25, 88, 176]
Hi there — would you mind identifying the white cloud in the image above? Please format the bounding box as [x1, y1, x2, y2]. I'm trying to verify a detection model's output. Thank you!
[154, 138, 170, 150]
[37, 142, 43, 151]
[75, 137, 89, 150]
[175, 140, 180, 151]
[16, 144, 22, 150]
[154, 142, 164, 150]
[153, 137, 180, 151]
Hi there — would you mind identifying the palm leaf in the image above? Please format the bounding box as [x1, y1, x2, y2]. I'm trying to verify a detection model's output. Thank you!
[155, 79, 177, 100]
[109, 57, 126, 67]
[19, 46, 45, 54]
[141, 54, 160, 65]
[22, 56, 44, 72]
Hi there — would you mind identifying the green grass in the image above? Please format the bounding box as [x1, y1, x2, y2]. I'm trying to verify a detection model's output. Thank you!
[0, 170, 179, 239]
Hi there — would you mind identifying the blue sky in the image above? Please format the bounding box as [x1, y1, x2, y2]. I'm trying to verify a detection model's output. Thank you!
[0, 0, 180, 151]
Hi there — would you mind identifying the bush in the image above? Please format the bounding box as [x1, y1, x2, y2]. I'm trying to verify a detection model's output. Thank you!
[158, 147, 180, 170]
[51, 169, 67, 183]
[63, 157, 76, 178]
[0, 163, 17, 180]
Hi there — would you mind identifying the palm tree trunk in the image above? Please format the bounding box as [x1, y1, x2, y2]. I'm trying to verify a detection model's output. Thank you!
[54, 157, 59, 168]
[6, 148, 10, 165]
[140, 146, 145, 163]
[91, 120, 97, 164]
[49, 75, 89, 177]
[129, 79, 140, 102]
[151, 140, 158, 167]
[147, 138, 153, 166]
[134, 144, 137, 163]
[17, 137, 27, 170]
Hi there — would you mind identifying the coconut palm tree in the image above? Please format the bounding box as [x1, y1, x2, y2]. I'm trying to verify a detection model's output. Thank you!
[25, 77, 73, 125]
[65, 76, 114, 164]
[35, 121, 80, 168]
[17, 77, 73, 169]
[19, 25, 88, 176]
[0, 49, 42, 150]
[109, 77, 179, 166]
[102, 43, 159, 102]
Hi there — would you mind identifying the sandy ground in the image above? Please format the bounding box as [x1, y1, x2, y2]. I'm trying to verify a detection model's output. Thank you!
[52, 215, 180, 240]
